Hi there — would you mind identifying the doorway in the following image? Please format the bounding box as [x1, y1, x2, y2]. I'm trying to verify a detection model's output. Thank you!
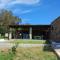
[22, 32, 29, 39]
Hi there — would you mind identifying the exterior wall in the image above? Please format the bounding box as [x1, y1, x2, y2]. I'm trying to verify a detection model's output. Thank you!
[8, 16, 60, 40]
[9, 25, 51, 40]
[50, 17, 60, 40]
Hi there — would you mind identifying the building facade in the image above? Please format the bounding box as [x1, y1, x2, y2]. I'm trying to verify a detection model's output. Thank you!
[50, 16, 60, 41]
[8, 16, 60, 40]
[9, 25, 51, 40]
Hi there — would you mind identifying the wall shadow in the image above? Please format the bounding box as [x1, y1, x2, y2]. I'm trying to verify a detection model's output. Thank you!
[43, 40, 52, 52]
[43, 40, 60, 60]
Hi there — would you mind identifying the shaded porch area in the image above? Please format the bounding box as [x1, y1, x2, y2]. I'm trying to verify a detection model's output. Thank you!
[9, 25, 51, 40]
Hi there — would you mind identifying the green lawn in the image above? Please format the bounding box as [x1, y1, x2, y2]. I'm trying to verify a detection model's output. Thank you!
[0, 46, 58, 60]
[9, 39, 49, 44]
[0, 36, 4, 39]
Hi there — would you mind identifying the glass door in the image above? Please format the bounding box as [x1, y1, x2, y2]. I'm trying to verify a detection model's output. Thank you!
[22, 32, 29, 39]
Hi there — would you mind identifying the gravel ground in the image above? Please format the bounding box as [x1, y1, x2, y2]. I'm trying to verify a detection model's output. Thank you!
[0, 42, 50, 48]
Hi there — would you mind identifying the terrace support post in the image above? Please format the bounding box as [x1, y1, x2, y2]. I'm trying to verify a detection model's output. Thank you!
[8, 28, 12, 40]
[29, 27, 32, 39]
[9, 32, 12, 40]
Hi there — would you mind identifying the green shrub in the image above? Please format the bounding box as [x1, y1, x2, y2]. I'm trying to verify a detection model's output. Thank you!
[11, 42, 19, 54]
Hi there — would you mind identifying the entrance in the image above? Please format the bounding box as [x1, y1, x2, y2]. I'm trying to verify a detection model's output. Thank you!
[22, 32, 29, 39]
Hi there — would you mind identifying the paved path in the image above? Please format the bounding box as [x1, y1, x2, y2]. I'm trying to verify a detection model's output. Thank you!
[54, 49, 60, 57]
[51, 41, 60, 58]
[0, 42, 49, 48]
[0, 40, 50, 48]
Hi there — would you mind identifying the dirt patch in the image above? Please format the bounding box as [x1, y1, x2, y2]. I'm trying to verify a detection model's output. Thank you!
[0, 48, 9, 53]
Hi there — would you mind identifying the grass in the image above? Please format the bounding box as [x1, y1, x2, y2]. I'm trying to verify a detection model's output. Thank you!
[0, 46, 58, 60]
[15, 46, 58, 60]
[9, 39, 49, 44]
[0, 36, 4, 39]
[0, 49, 15, 60]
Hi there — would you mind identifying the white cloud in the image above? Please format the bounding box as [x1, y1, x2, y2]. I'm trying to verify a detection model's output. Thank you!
[0, 0, 40, 14]
[13, 9, 32, 14]
[0, 0, 40, 8]
[22, 18, 31, 24]
[0, 0, 11, 4]
[11, 0, 40, 5]
[0, 0, 12, 9]
[21, 9, 32, 14]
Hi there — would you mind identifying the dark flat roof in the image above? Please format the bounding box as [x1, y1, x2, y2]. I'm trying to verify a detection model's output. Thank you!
[9, 25, 51, 29]
[9, 25, 51, 27]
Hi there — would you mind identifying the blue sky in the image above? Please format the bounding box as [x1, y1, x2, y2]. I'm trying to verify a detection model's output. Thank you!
[0, 0, 60, 24]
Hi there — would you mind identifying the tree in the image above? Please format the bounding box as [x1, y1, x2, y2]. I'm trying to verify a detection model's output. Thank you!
[0, 9, 22, 33]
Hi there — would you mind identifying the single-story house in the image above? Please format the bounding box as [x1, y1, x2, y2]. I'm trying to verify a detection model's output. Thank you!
[7, 16, 60, 40]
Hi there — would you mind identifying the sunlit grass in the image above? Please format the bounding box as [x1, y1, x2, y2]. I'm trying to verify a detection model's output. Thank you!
[10, 40, 49, 44]
[0, 46, 58, 60]
[15, 47, 58, 60]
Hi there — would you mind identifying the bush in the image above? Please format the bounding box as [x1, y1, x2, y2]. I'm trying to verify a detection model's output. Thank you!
[11, 42, 19, 54]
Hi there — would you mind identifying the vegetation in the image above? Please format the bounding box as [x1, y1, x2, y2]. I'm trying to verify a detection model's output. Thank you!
[10, 40, 49, 44]
[0, 49, 15, 60]
[12, 42, 19, 54]
[0, 46, 58, 60]
[0, 9, 22, 39]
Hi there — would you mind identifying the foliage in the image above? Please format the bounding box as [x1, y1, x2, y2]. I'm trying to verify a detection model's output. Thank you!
[0, 46, 58, 60]
[0, 9, 22, 33]
[0, 50, 15, 60]
[12, 46, 16, 54]
[11, 42, 19, 54]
